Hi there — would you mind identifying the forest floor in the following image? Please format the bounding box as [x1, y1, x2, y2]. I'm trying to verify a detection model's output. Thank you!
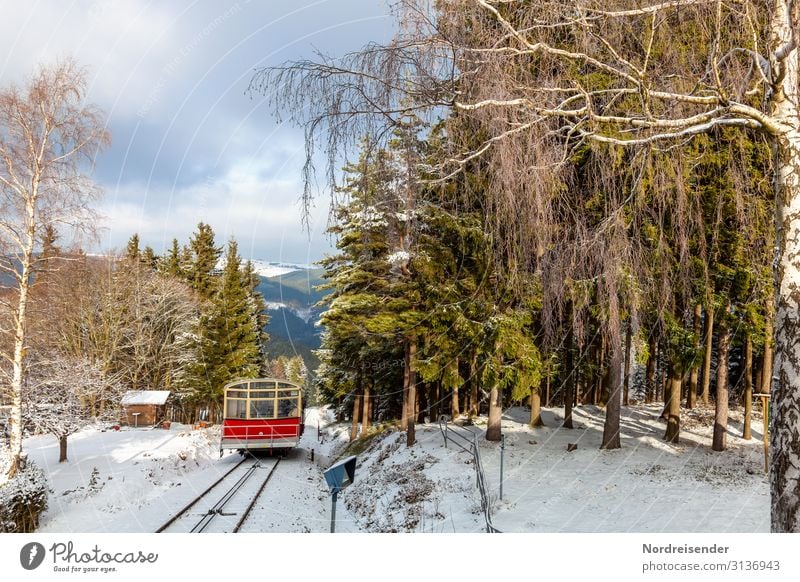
[21, 403, 768, 533]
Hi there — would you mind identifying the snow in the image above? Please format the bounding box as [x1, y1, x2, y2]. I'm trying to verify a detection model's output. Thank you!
[25, 408, 361, 533]
[241, 259, 317, 278]
[335, 404, 769, 533]
[387, 250, 411, 265]
[21, 404, 768, 533]
[211, 258, 316, 278]
[250, 262, 298, 278]
[265, 301, 314, 322]
[121, 391, 171, 406]
[0, 460, 48, 532]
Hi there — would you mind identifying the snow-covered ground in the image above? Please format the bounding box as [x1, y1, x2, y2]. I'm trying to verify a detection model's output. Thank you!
[21, 404, 768, 533]
[25, 408, 359, 533]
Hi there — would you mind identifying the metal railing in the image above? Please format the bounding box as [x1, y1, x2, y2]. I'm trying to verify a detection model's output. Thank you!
[220, 421, 301, 448]
[438, 415, 500, 533]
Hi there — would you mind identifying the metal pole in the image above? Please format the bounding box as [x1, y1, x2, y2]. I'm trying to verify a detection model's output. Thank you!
[500, 434, 505, 501]
[330, 490, 338, 533]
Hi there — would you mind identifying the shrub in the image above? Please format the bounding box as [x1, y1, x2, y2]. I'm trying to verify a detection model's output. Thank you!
[0, 461, 48, 533]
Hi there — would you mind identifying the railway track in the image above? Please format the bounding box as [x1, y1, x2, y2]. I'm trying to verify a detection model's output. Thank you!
[156, 456, 281, 533]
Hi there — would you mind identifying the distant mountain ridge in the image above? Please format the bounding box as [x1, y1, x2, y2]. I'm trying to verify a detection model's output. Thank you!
[256, 264, 327, 366]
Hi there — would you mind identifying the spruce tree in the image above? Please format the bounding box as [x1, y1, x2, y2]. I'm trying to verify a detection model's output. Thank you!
[241, 258, 270, 372]
[125, 233, 141, 263]
[159, 238, 183, 277]
[141, 246, 157, 270]
[188, 222, 222, 298]
[181, 238, 262, 409]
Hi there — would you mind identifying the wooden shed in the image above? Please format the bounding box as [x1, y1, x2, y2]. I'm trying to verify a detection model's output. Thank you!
[120, 391, 171, 427]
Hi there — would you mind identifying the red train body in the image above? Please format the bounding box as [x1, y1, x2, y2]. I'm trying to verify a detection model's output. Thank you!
[220, 378, 304, 453]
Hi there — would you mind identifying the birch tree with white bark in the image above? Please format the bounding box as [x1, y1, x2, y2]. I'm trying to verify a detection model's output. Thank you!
[0, 60, 110, 479]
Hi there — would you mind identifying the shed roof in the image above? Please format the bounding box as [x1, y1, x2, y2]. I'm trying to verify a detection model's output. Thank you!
[121, 390, 171, 406]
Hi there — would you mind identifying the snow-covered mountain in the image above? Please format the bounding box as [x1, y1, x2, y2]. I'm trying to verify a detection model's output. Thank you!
[248, 260, 317, 277]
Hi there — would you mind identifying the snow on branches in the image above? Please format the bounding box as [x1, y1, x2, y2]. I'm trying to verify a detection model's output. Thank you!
[23, 354, 125, 462]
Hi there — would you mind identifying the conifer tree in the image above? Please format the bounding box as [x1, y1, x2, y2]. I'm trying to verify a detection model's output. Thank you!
[125, 233, 141, 263]
[241, 258, 270, 372]
[183, 239, 261, 408]
[141, 246, 157, 270]
[188, 222, 222, 298]
[159, 238, 182, 277]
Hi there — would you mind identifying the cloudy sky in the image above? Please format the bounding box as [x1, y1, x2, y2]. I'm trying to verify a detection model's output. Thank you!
[0, 0, 394, 264]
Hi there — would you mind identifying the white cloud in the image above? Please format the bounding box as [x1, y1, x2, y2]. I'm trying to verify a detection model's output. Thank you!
[1, 0, 392, 263]
[97, 157, 333, 262]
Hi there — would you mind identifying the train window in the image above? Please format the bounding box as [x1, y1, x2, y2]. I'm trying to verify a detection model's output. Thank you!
[226, 399, 248, 419]
[251, 381, 277, 390]
[227, 390, 248, 399]
[250, 390, 276, 399]
[249, 399, 275, 419]
[278, 389, 299, 397]
[276, 398, 299, 418]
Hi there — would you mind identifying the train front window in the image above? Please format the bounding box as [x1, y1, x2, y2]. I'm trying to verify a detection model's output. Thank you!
[250, 391, 276, 399]
[251, 381, 277, 390]
[277, 398, 299, 418]
[226, 399, 247, 419]
[249, 399, 275, 419]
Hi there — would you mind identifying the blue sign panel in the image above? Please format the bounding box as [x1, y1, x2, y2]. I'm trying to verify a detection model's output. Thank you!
[324, 455, 357, 493]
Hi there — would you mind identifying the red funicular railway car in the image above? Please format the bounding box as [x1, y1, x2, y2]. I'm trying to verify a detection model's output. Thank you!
[221, 378, 304, 454]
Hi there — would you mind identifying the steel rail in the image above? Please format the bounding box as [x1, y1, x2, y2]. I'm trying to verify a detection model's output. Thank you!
[232, 457, 282, 533]
[191, 461, 263, 533]
[155, 456, 250, 533]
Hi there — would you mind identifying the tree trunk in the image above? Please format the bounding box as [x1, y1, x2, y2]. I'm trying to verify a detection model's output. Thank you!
[59, 435, 68, 463]
[362, 381, 372, 433]
[564, 327, 575, 429]
[5, 186, 40, 479]
[350, 391, 362, 442]
[660, 362, 672, 421]
[687, 303, 702, 409]
[743, 335, 753, 440]
[401, 340, 411, 431]
[712, 306, 731, 452]
[701, 306, 714, 407]
[762, 299, 774, 394]
[645, 334, 657, 404]
[486, 383, 502, 441]
[545, 375, 551, 408]
[623, 324, 632, 407]
[530, 384, 544, 427]
[600, 330, 623, 449]
[405, 340, 416, 446]
[418, 384, 427, 423]
[431, 380, 440, 421]
[664, 360, 682, 444]
[594, 335, 605, 406]
[451, 386, 460, 419]
[469, 352, 479, 419]
[367, 385, 374, 425]
[770, 2, 800, 531]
